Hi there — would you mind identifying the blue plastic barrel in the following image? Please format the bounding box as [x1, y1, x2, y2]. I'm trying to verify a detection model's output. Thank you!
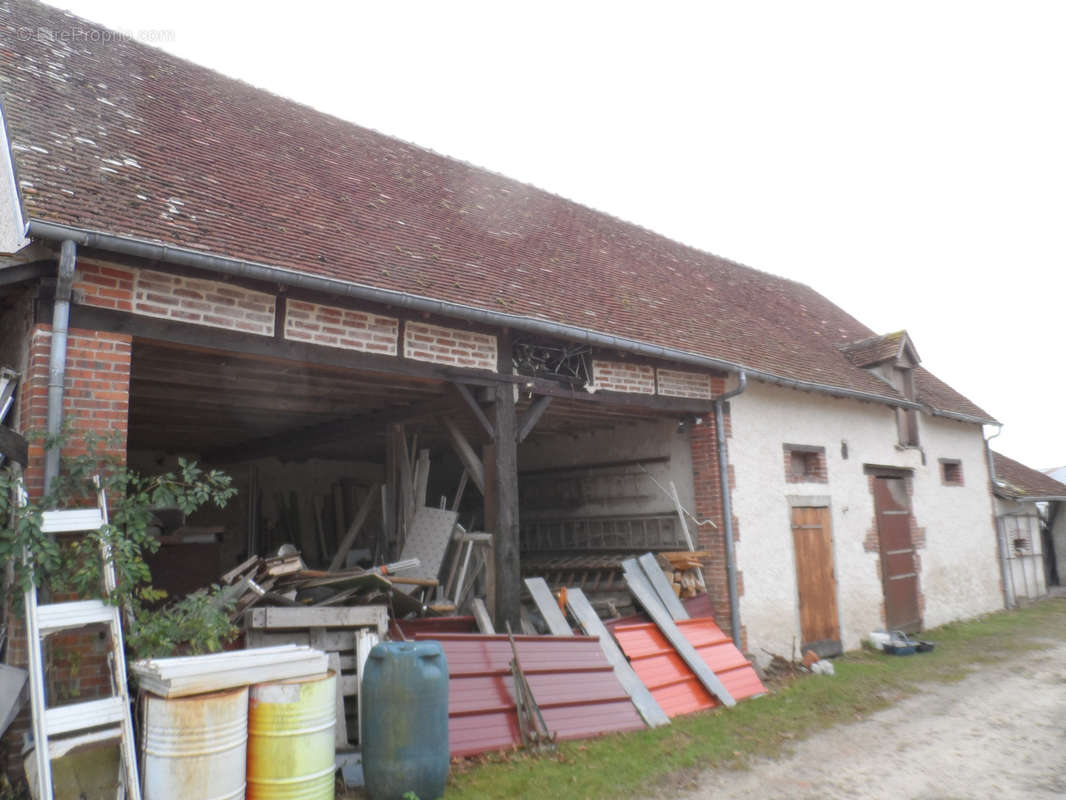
[362, 640, 449, 800]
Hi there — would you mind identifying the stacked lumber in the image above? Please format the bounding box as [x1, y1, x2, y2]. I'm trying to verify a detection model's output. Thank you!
[131, 645, 328, 698]
[217, 548, 437, 622]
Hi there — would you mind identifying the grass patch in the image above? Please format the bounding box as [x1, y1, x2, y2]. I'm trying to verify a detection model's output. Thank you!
[439, 598, 1066, 800]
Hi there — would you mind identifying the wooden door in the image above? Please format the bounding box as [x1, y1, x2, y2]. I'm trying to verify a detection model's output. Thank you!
[871, 475, 921, 632]
[791, 506, 841, 656]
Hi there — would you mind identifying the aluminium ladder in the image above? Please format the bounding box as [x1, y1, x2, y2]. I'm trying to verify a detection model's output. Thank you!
[21, 477, 141, 800]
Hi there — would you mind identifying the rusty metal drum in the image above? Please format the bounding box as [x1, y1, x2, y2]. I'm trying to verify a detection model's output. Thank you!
[247, 671, 336, 799]
[141, 685, 248, 800]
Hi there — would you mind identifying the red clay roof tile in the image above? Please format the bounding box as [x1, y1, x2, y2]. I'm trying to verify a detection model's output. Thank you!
[992, 451, 1066, 500]
[0, 0, 993, 422]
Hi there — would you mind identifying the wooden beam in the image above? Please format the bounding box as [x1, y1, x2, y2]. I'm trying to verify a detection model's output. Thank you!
[516, 395, 553, 443]
[68, 305, 503, 387]
[0, 425, 28, 467]
[490, 378, 520, 631]
[450, 382, 495, 441]
[203, 394, 458, 463]
[440, 415, 485, 494]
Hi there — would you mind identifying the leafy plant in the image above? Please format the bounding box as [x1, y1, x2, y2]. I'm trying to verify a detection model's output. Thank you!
[0, 429, 238, 658]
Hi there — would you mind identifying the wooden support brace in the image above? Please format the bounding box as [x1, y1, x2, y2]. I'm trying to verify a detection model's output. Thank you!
[328, 483, 381, 571]
[516, 395, 553, 443]
[441, 415, 486, 494]
[451, 382, 495, 441]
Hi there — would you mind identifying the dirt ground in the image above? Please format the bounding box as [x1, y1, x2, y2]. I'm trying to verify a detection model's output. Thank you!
[680, 640, 1066, 800]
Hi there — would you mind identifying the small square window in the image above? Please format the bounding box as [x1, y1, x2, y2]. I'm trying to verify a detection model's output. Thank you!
[940, 459, 963, 486]
[784, 445, 827, 483]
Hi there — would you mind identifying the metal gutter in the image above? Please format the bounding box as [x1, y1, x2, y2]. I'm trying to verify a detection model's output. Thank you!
[714, 371, 747, 648]
[24, 219, 950, 416]
[43, 240, 76, 493]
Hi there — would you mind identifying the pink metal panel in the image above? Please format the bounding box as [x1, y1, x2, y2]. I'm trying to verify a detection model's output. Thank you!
[613, 617, 766, 718]
[612, 623, 715, 718]
[676, 618, 767, 701]
[414, 633, 646, 757]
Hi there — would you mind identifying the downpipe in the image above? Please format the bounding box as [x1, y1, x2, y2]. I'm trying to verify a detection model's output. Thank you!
[984, 424, 1014, 608]
[43, 240, 76, 494]
[714, 371, 746, 647]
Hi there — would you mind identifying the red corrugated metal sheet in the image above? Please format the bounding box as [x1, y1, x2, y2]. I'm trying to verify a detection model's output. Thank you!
[612, 617, 766, 718]
[675, 618, 767, 701]
[612, 623, 716, 717]
[414, 633, 646, 757]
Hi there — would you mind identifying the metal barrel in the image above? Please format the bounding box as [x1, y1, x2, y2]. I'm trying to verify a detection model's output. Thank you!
[247, 671, 336, 800]
[141, 686, 249, 800]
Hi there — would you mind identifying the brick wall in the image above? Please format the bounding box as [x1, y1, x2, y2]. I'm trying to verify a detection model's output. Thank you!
[656, 368, 713, 399]
[284, 300, 399, 355]
[3, 324, 131, 781]
[592, 360, 655, 394]
[74, 261, 276, 336]
[688, 386, 745, 649]
[404, 321, 497, 370]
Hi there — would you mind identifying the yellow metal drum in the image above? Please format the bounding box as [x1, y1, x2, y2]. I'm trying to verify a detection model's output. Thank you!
[247, 671, 336, 799]
[141, 686, 248, 800]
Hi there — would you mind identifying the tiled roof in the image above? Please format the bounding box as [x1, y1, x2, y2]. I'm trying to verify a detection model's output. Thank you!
[0, 0, 994, 422]
[993, 451, 1066, 500]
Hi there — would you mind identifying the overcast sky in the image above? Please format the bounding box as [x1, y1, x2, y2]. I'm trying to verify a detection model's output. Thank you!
[51, 1, 1066, 470]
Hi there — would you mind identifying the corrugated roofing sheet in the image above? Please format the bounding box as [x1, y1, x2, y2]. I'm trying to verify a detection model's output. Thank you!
[612, 617, 765, 718]
[414, 633, 646, 757]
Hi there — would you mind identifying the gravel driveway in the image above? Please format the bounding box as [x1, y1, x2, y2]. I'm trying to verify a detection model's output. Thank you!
[681, 640, 1066, 800]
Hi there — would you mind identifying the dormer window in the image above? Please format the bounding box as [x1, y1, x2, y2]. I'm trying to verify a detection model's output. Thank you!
[839, 331, 922, 448]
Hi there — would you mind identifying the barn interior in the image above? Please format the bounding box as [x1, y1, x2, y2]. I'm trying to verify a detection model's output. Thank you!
[124, 335, 706, 619]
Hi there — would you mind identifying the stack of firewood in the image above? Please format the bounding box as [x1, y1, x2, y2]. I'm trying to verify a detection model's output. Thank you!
[657, 550, 711, 598]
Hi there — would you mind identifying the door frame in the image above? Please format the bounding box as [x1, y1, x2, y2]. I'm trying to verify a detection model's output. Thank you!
[786, 495, 842, 657]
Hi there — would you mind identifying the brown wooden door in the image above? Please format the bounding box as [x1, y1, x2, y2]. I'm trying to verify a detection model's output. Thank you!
[871, 475, 921, 632]
[791, 506, 842, 656]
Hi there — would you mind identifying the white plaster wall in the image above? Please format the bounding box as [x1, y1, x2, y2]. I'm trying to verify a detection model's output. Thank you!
[0, 106, 29, 254]
[729, 382, 1002, 662]
[518, 419, 695, 519]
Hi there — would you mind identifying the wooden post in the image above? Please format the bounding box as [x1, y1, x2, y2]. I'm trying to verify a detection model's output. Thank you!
[489, 331, 520, 630]
[482, 442, 497, 620]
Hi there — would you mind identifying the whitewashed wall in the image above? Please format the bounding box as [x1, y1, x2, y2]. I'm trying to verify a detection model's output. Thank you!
[728, 381, 1002, 662]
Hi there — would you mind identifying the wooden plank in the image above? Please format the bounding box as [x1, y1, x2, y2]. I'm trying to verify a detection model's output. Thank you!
[441, 415, 486, 494]
[523, 577, 572, 636]
[450, 470, 468, 512]
[451, 382, 495, 441]
[668, 478, 707, 588]
[247, 606, 388, 635]
[247, 630, 356, 652]
[328, 652, 350, 748]
[414, 449, 431, 508]
[516, 395, 553, 443]
[329, 483, 381, 571]
[621, 557, 735, 707]
[637, 552, 690, 621]
[471, 598, 495, 634]
[567, 587, 670, 728]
